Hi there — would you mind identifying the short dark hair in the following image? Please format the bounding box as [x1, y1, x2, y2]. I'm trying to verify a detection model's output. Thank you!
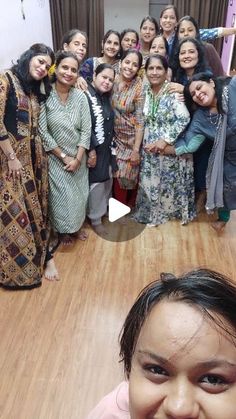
[61, 29, 88, 48]
[119, 268, 236, 377]
[145, 54, 168, 72]
[11, 43, 55, 102]
[94, 62, 115, 78]
[140, 15, 159, 34]
[121, 48, 143, 71]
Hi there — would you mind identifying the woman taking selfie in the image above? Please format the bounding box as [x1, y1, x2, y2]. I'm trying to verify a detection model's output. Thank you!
[87, 268, 236, 418]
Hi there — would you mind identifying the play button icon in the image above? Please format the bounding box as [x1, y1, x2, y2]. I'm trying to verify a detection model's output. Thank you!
[108, 198, 131, 222]
[91, 184, 148, 242]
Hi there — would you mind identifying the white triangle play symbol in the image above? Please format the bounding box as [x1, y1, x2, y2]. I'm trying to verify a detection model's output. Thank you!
[108, 198, 131, 222]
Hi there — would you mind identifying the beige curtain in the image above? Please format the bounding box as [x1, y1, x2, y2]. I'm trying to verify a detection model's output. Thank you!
[49, 0, 104, 56]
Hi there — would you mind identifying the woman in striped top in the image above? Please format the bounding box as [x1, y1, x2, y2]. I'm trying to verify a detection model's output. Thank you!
[39, 51, 91, 246]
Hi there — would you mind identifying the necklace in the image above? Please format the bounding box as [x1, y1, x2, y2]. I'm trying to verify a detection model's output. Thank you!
[209, 112, 219, 126]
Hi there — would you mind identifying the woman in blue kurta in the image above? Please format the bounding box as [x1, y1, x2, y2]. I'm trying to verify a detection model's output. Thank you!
[39, 51, 91, 245]
[134, 54, 195, 226]
[174, 72, 236, 232]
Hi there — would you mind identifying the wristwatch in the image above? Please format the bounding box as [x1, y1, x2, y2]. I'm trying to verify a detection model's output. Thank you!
[60, 152, 66, 160]
[7, 151, 16, 160]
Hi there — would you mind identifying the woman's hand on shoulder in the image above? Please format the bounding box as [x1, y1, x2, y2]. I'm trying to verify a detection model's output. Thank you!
[76, 76, 88, 91]
[167, 82, 184, 94]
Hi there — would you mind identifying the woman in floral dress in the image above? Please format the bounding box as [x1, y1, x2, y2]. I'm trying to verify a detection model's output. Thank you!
[134, 54, 196, 226]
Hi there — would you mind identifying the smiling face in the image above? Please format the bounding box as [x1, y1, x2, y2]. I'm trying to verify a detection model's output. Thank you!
[178, 20, 197, 40]
[140, 19, 157, 45]
[189, 79, 216, 108]
[29, 54, 52, 80]
[93, 68, 115, 94]
[129, 300, 236, 419]
[121, 52, 140, 81]
[103, 33, 120, 59]
[121, 31, 138, 51]
[160, 7, 177, 36]
[55, 56, 78, 87]
[179, 40, 199, 74]
[150, 36, 167, 57]
[63, 32, 87, 63]
[146, 57, 167, 90]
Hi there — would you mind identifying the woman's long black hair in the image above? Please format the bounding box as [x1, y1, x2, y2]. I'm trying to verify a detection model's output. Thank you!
[11, 43, 55, 102]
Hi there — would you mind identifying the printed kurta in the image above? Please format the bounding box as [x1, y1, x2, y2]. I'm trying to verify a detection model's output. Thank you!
[39, 87, 91, 233]
[0, 71, 48, 288]
[134, 83, 196, 225]
[112, 76, 144, 189]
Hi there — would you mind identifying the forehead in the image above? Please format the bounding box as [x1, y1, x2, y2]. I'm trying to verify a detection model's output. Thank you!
[124, 31, 137, 39]
[179, 20, 196, 30]
[98, 68, 114, 78]
[161, 8, 176, 18]
[148, 57, 164, 67]
[152, 37, 165, 46]
[180, 41, 197, 51]
[141, 19, 156, 29]
[189, 80, 207, 92]
[33, 54, 52, 65]
[70, 32, 87, 43]
[136, 300, 236, 363]
[105, 33, 119, 42]
[123, 52, 138, 62]
[58, 56, 78, 67]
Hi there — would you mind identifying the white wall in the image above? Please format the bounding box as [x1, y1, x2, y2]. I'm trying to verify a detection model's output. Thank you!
[0, 0, 53, 71]
[104, 0, 149, 33]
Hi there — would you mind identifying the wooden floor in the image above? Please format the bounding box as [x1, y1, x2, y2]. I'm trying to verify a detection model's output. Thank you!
[1, 211, 236, 419]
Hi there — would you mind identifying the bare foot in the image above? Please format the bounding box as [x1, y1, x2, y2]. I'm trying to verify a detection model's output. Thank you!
[93, 224, 108, 235]
[44, 258, 60, 281]
[77, 229, 88, 240]
[195, 190, 206, 214]
[58, 233, 74, 245]
[210, 220, 227, 233]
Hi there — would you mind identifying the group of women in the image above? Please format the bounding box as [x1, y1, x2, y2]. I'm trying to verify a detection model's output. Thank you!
[1, 5, 236, 290]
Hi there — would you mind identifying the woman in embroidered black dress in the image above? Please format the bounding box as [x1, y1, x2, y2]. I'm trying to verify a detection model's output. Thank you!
[0, 44, 55, 289]
[85, 63, 117, 234]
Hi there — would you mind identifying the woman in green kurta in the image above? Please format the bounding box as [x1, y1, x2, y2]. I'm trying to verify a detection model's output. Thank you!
[39, 51, 91, 245]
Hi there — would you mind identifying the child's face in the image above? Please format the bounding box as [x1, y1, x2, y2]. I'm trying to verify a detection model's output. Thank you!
[129, 300, 236, 418]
